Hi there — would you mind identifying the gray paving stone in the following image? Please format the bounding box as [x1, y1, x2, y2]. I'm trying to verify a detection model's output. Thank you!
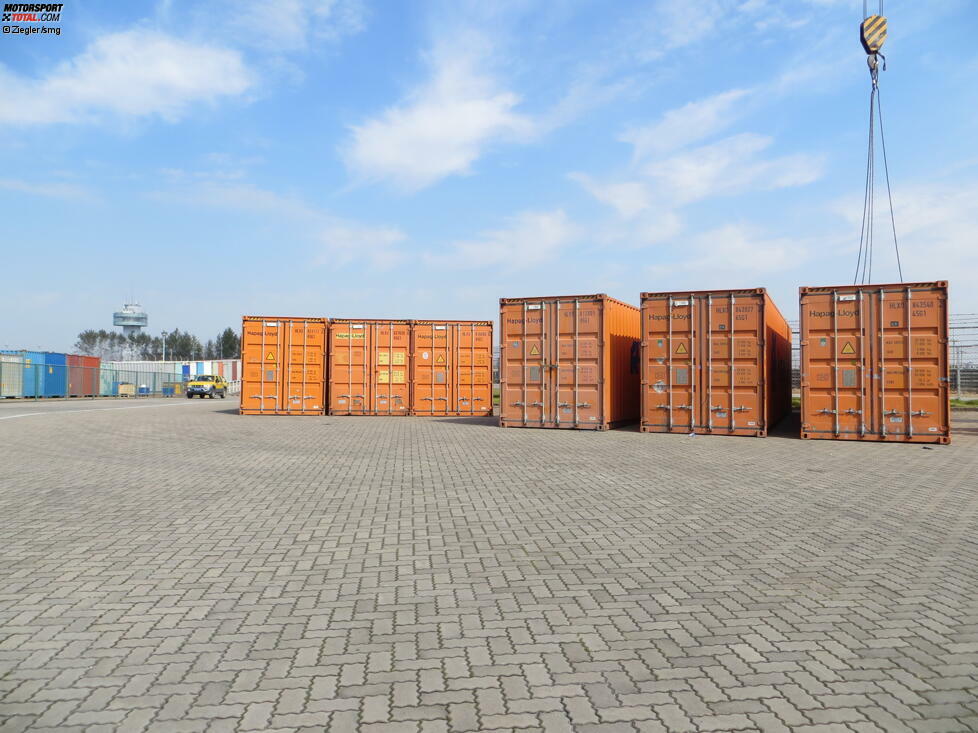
[0, 401, 976, 732]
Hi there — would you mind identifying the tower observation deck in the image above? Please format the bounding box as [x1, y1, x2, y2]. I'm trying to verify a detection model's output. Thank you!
[113, 302, 148, 336]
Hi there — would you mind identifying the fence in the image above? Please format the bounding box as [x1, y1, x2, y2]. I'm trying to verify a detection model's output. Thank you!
[0, 362, 240, 400]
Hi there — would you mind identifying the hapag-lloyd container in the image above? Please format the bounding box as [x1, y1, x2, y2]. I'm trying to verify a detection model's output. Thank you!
[67, 354, 100, 396]
[640, 288, 792, 437]
[411, 321, 493, 416]
[499, 294, 641, 430]
[240, 317, 328, 415]
[799, 281, 950, 443]
[329, 319, 412, 415]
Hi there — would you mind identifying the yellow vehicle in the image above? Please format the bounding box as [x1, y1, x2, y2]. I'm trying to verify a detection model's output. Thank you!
[185, 374, 229, 399]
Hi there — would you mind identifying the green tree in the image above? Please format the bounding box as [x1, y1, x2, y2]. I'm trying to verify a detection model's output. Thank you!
[216, 327, 240, 359]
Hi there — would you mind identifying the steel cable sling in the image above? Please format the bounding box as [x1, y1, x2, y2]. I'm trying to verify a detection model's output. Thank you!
[853, 0, 903, 285]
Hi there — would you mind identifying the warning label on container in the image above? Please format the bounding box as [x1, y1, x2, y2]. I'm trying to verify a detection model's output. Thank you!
[265, 351, 275, 361]
[841, 341, 855, 355]
[675, 343, 688, 355]
[436, 354, 445, 363]
[529, 344, 540, 356]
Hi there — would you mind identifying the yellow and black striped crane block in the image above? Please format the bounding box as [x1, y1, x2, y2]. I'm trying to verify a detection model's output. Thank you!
[861, 15, 887, 55]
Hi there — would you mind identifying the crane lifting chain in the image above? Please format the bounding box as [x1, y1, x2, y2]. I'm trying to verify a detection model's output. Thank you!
[854, 1, 902, 285]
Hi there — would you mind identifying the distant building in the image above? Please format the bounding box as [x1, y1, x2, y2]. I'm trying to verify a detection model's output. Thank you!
[113, 302, 148, 336]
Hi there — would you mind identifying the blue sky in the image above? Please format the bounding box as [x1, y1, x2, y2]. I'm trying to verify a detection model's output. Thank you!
[1, 0, 976, 352]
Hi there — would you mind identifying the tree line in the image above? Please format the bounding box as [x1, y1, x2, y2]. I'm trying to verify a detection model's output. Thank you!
[74, 327, 240, 361]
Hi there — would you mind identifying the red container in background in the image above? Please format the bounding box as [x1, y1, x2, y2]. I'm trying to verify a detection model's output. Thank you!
[67, 354, 100, 397]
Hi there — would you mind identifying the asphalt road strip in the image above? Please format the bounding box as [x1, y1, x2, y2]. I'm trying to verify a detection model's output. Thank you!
[0, 402, 208, 421]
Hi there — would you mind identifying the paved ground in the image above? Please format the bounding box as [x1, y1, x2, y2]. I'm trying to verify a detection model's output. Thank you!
[1, 399, 976, 733]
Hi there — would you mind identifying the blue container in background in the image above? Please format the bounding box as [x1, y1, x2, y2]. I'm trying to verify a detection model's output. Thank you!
[21, 351, 44, 397]
[182, 363, 190, 379]
[43, 352, 67, 397]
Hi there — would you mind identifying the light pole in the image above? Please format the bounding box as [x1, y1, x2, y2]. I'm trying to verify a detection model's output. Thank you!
[161, 331, 168, 362]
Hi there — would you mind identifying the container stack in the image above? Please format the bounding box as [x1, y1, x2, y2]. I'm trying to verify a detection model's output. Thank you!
[240, 316, 493, 417]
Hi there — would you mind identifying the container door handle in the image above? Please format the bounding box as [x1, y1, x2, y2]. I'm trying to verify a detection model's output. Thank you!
[558, 401, 570, 407]
[577, 402, 591, 408]
[911, 410, 929, 417]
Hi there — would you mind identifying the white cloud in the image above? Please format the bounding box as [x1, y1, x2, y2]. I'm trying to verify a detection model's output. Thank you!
[0, 30, 252, 126]
[315, 223, 406, 269]
[646, 133, 824, 204]
[150, 181, 407, 269]
[570, 173, 655, 220]
[653, 0, 727, 52]
[0, 178, 94, 201]
[431, 210, 576, 269]
[211, 0, 365, 52]
[343, 33, 534, 191]
[830, 181, 978, 287]
[621, 89, 750, 160]
[676, 223, 804, 274]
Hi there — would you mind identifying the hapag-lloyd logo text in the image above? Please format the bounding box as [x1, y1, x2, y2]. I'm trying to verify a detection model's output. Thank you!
[2, 3, 63, 21]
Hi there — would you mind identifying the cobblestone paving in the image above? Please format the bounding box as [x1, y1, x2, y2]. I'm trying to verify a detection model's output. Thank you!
[1, 399, 977, 732]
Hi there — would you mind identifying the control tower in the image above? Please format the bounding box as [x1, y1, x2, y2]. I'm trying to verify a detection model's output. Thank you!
[113, 302, 148, 336]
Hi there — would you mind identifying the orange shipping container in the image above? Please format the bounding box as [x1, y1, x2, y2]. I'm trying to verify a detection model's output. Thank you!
[640, 289, 792, 437]
[499, 295, 641, 430]
[240, 316, 328, 415]
[411, 321, 493, 416]
[329, 319, 411, 415]
[799, 282, 950, 443]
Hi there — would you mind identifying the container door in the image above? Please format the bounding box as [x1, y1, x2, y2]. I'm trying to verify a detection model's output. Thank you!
[456, 323, 493, 415]
[805, 290, 884, 438]
[702, 293, 764, 434]
[241, 320, 283, 413]
[643, 297, 694, 432]
[330, 323, 369, 414]
[413, 323, 451, 415]
[876, 287, 949, 440]
[372, 323, 409, 414]
[555, 300, 603, 427]
[501, 301, 548, 425]
[282, 320, 326, 414]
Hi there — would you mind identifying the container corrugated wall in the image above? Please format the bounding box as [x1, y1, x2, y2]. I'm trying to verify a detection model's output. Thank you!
[1, 352, 24, 397]
[499, 294, 641, 430]
[799, 281, 950, 443]
[241, 317, 328, 415]
[639, 288, 792, 437]
[410, 321, 493, 416]
[22, 351, 44, 398]
[67, 355, 100, 396]
[329, 320, 412, 415]
[41, 353, 67, 397]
